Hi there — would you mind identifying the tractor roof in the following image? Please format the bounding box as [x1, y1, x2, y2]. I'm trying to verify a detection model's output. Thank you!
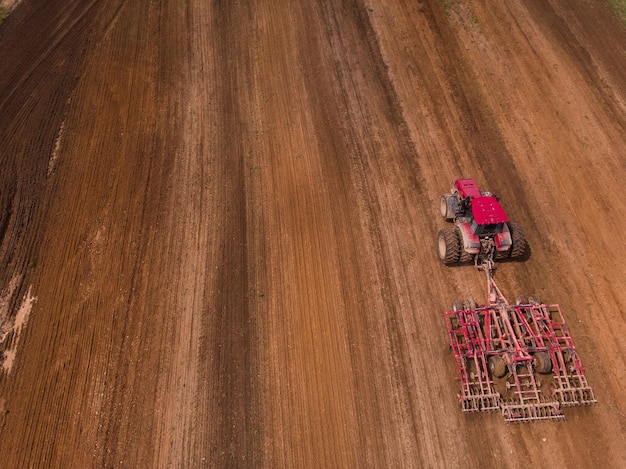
[471, 196, 508, 225]
[454, 178, 481, 199]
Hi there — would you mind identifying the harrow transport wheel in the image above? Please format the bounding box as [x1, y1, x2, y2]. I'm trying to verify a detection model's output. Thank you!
[464, 299, 477, 310]
[508, 222, 527, 259]
[438, 228, 460, 264]
[533, 352, 553, 374]
[488, 355, 507, 378]
[528, 295, 541, 305]
[515, 296, 527, 306]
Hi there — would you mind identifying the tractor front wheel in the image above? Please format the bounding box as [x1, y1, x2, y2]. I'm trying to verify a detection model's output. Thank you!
[440, 194, 457, 220]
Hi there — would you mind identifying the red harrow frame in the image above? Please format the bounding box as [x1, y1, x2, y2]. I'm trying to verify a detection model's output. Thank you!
[445, 260, 596, 422]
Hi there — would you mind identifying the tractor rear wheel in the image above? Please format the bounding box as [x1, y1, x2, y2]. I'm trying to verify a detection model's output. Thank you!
[494, 249, 508, 261]
[456, 227, 474, 263]
[438, 228, 460, 264]
[508, 222, 527, 259]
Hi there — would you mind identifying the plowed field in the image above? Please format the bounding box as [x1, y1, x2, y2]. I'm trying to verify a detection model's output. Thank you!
[1, 0, 626, 467]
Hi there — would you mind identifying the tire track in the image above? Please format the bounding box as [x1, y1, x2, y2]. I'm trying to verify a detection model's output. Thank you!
[1, 0, 625, 467]
[0, 0, 103, 349]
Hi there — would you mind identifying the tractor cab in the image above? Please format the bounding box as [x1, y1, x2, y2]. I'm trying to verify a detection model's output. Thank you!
[439, 179, 525, 265]
[469, 196, 508, 238]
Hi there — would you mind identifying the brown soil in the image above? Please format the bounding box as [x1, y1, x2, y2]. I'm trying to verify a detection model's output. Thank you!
[1, 0, 626, 467]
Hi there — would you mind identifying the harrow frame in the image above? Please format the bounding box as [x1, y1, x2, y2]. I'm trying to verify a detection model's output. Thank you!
[445, 260, 596, 422]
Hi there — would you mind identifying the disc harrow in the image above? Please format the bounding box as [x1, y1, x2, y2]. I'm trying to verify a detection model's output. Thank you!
[444, 262, 596, 422]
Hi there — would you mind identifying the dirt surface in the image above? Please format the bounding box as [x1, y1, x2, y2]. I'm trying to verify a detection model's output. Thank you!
[1, 0, 626, 467]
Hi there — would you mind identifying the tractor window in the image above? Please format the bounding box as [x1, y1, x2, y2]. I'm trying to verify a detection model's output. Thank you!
[472, 222, 502, 237]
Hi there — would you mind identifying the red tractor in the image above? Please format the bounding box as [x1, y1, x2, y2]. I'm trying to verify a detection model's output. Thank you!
[438, 179, 526, 264]
[438, 179, 595, 421]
